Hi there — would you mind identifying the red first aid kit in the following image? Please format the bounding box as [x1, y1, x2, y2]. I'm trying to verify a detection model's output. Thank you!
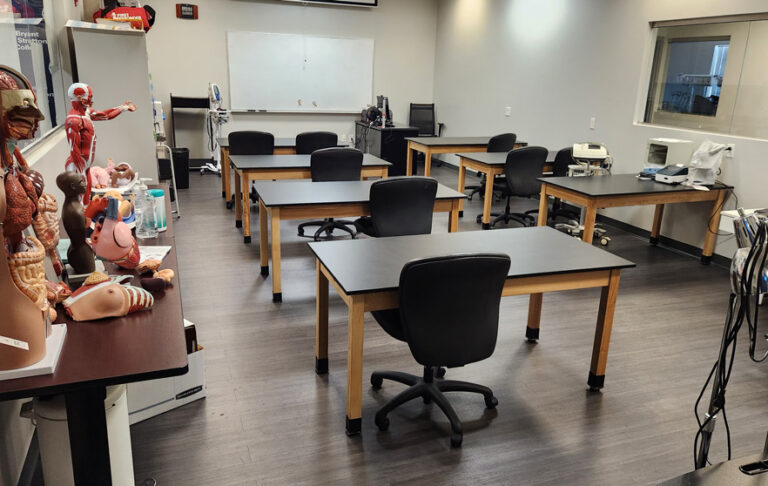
[93, 5, 156, 32]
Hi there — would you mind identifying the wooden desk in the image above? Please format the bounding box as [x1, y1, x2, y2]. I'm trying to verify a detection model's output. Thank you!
[309, 227, 634, 435]
[219, 137, 300, 207]
[0, 192, 187, 485]
[229, 154, 391, 244]
[406, 136, 527, 177]
[456, 151, 556, 229]
[255, 180, 466, 302]
[537, 174, 732, 263]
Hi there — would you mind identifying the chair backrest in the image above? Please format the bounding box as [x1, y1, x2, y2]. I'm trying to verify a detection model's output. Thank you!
[310, 148, 363, 182]
[504, 146, 549, 198]
[487, 133, 517, 153]
[228, 131, 275, 155]
[409, 103, 437, 136]
[295, 131, 338, 155]
[369, 177, 438, 237]
[398, 254, 511, 368]
[552, 147, 574, 177]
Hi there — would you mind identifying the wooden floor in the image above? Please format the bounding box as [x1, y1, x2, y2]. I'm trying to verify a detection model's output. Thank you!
[130, 165, 768, 485]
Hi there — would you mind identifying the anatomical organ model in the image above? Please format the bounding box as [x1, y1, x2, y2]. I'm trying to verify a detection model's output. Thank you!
[65, 82, 135, 201]
[0, 66, 54, 370]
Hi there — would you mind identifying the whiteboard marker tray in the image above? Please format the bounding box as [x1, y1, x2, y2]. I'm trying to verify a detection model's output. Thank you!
[0, 325, 67, 381]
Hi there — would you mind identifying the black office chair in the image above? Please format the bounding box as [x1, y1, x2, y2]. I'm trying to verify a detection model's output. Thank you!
[466, 133, 517, 201]
[354, 177, 438, 237]
[297, 148, 363, 241]
[408, 103, 444, 137]
[490, 146, 548, 228]
[295, 131, 338, 155]
[370, 253, 511, 447]
[228, 131, 275, 207]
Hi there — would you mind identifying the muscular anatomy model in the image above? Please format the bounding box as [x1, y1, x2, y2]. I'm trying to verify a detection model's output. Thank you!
[65, 82, 135, 201]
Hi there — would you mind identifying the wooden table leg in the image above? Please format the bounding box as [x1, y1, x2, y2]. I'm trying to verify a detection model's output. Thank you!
[241, 173, 251, 244]
[481, 170, 495, 230]
[220, 147, 228, 200]
[346, 295, 365, 436]
[457, 159, 466, 218]
[537, 185, 550, 226]
[259, 199, 269, 277]
[701, 190, 726, 264]
[449, 200, 459, 232]
[526, 293, 543, 342]
[315, 260, 329, 374]
[65, 387, 113, 485]
[588, 269, 621, 391]
[650, 204, 664, 246]
[406, 142, 414, 176]
[234, 170, 242, 228]
[582, 201, 597, 244]
[270, 207, 282, 303]
[424, 149, 432, 177]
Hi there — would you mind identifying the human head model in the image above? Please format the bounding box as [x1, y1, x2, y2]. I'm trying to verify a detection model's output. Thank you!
[0, 66, 44, 141]
[56, 171, 87, 198]
[67, 82, 94, 108]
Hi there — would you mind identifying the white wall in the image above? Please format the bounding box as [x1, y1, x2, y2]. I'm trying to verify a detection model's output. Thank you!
[433, 0, 768, 258]
[145, 0, 438, 158]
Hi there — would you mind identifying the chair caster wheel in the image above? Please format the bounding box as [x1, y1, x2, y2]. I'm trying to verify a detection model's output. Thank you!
[375, 415, 389, 431]
[476, 215, 482, 224]
[484, 395, 498, 409]
[450, 433, 463, 448]
[436, 367, 446, 379]
[298, 229, 304, 236]
[371, 375, 383, 390]
[226, 201, 233, 210]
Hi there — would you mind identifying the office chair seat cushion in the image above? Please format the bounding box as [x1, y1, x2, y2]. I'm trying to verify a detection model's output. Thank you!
[371, 309, 405, 341]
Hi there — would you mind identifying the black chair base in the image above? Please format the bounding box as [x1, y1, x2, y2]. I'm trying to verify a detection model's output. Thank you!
[298, 218, 357, 242]
[371, 366, 496, 448]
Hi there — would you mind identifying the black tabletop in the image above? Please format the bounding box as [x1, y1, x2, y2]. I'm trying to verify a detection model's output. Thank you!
[309, 226, 634, 295]
[218, 137, 295, 149]
[538, 174, 733, 197]
[229, 153, 392, 170]
[255, 180, 465, 207]
[0, 187, 188, 401]
[406, 136, 491, 146]
[355, 121, 417, 131]
[659, 454, 768, 485]
[458, 150, 558, 165]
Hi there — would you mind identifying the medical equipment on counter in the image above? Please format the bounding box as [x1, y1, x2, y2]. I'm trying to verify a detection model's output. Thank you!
[645, 138, 693, 168]
[688, 140, 728, 186]
[694, 212, 768, 470]
[202, 83, 230, 175]
[654, 165, 689, 184]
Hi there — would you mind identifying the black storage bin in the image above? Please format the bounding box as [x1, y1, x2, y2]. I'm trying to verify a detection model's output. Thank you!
[171, 147, 190, 189]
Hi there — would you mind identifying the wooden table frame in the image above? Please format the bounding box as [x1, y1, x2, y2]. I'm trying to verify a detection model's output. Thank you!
[221, 145, 296, 206]
[406, 140, 489, 177]
[259, 198, 461, 303]
[233, 165, 389, 243]
[315, 260, 623, 436]
[536, 182, 729, 263]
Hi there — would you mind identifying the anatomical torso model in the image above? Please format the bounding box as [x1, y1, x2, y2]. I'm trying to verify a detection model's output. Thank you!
[0, 66, 49, 369]
[65, 82, 135, 201]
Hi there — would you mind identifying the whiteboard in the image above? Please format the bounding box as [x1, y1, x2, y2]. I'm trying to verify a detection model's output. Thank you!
[227, 32, 374, 113]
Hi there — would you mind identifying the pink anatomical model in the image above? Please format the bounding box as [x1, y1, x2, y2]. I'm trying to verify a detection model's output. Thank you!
[87, 196, 140, 269]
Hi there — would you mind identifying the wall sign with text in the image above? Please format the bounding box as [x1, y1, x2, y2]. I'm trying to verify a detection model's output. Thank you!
[176, 3, 198, 19]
